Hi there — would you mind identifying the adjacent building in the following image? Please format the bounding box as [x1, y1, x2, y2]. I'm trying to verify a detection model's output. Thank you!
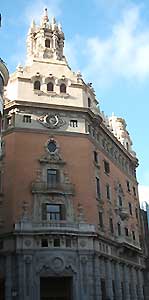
[0, 9, 145, 300]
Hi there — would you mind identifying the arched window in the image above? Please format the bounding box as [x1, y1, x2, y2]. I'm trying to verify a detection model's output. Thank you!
[47, 82, 54, 92]
[60, 83, 66, 93]
[34, 80, 41, 90]
[45, 39, 50, 48]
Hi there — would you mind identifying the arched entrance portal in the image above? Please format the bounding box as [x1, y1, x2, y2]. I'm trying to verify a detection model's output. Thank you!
[40, 276, 73, 300]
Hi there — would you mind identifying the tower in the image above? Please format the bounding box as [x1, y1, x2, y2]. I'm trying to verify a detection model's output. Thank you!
[0, 9, 145, 300]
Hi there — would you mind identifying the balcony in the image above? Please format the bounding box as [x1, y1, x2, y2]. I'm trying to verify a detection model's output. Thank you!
[116, 235, 141, 250]
[31, 181, 75, 195]
[14, 221, 96, 234]
[115, 206, 129, 220]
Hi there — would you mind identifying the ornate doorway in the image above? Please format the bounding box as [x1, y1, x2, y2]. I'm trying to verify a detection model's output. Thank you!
[40, 276, 72, 300]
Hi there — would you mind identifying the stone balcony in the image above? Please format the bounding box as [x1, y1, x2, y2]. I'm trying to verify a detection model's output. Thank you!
[14, 220, 96, 235]
[115, 206, 129, 220]
[31, 181, 75, 195]
[116, 235, 141, 250]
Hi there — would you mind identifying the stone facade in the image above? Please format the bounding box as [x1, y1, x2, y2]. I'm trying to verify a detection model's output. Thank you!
[0, 9, 145, 300]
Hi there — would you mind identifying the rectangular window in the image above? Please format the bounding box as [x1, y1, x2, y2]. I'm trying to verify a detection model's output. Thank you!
[106, 184, 111, 200]
[118, 223, 121, 235]
[88, 97, 91, 108]
[41, 239, 48, 247]
[121, 282, 125, 300]
[94, 151, 98, 164]
[112, 280, 116, 299]
[118, 195, 123, 207]
[109, 218, 114, 234]
[70, 120, 78, 127]
[99, 212, 103, 228]
[125, 227, 129, 236]
[46, 204, 62, 221]
[47, 169, 59, 187]
[54, 238, 60, 247]
[7, 117, 12, 126]
[127, 180, 131, 192]
[23, 115, 31, 123]
[96, 177, 101, 198]
[132, 231, 136, 240]
[66, 238, 71, 248]
[104, 160, 110, 174]
[135, 207, 138, 220]
[129, 202, 132, 215]
[133, 186, 137, 197]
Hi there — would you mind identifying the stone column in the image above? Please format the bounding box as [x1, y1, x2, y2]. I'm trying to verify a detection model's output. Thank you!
[94, 255, 102, 300]
[105, 259, 113, 300]
[5, 255, 12, 300]
[137, 269, 144, 300]
[130, 267, 137, 300]
[123, 264, 130, 300]
[114, 262, 122, 300]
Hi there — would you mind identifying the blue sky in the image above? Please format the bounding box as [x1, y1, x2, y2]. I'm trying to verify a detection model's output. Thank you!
[0, 0, 149, 204]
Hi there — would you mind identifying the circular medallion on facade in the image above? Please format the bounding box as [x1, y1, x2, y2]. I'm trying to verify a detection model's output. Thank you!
[45, 114, 59, 127]
[47, 140, 57, 153]
[51, 256, 65, 273]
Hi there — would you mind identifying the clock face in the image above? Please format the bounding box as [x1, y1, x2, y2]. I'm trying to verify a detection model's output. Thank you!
[47, 140, 57, 153]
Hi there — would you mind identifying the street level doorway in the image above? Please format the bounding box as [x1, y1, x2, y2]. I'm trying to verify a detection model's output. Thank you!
[40, 276, 72, 300]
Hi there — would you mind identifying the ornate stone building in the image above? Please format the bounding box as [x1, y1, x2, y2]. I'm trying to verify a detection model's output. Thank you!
[0, 9, 145, 300]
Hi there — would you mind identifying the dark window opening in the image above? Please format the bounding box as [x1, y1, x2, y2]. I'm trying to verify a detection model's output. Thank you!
[121, 282, 125, 300]
[112, 280, 116, 300]
[88, 97, 91, 107]
[109, 218, 114, 234]
[127, 180, 131, 192]
[54, 238, 60, 247]
[66, 238, 71, 248]
[129, 202, 132, 215]
[135, 207, 138, 220]
[133, 186, 136, 197]
[132, 231, 136, 240]
[96, 177, 101, 198]
[106, 184, 111, 200]
[7, 117, 12, 126]
[70, 120, 78, 127]
[23, 115, 31, 123]
[118, 223, 121, 235]
[99, 212, 103, 228]
[118, 195, 123, 207]
[94, 151, 98, 164]
[41, 239, 48, 247]
[34, 80, 41, 90]
[45, 39, 50, 48]
[104, 160, 110, 174]
[47, 81, 54, 92]
[60, 83, 66, 93]
[125, 227, 129, 236]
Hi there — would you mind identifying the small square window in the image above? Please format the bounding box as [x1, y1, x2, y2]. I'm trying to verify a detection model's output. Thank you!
[41, 239, 48, 247]
[104, 160, 110, 174]
[70, 120, 78, 128]
[66, 238, 71, 248]
[54, 238, 60, 247]
[23, 115, 31, 123]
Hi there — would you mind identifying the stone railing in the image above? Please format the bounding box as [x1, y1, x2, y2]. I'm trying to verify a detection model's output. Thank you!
[31, 181, 75, 194]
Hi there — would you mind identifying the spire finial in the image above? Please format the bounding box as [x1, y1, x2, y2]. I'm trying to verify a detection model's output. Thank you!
[43, 7, 49, 22]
